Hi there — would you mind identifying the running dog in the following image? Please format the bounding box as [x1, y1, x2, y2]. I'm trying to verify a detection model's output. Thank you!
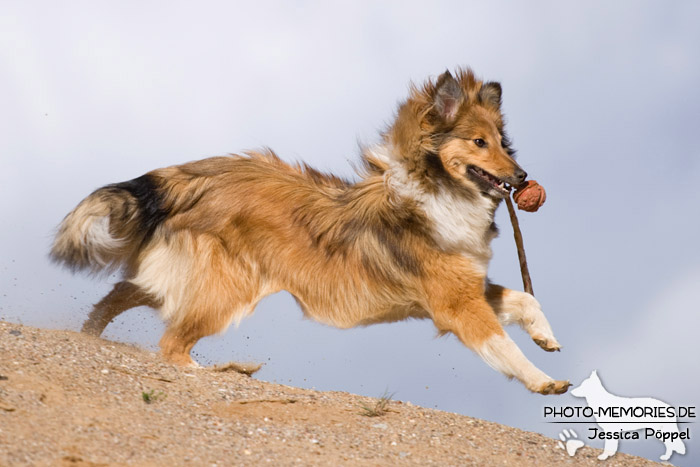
[51, 68, 569, 394]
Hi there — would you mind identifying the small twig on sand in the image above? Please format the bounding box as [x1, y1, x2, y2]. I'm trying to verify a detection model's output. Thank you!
[235, 398, 297, 405]
[212, 362, 263, 376]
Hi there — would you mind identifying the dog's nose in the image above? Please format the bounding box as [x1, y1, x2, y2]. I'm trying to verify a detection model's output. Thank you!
[514, 167, 527, 184]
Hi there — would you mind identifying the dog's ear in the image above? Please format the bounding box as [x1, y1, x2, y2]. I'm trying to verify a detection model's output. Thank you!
[479, 81, 502, 109]
[433, 70, 463, 124]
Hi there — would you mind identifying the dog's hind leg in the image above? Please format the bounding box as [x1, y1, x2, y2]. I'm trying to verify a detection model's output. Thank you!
[158, 299, 261, 367]
[137, 232, 274, 367]
[486, 283, 561, 352]
[159, 318, 211, 367]
[82, 281, 160, 336]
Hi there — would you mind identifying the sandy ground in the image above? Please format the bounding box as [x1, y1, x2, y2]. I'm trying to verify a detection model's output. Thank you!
[0, 321, 662, 466]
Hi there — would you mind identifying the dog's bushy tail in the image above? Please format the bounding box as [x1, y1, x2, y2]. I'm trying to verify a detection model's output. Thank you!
[51, 174, 168, 274]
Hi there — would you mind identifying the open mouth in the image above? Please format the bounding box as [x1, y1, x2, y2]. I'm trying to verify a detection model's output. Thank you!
[467, 166, 511, 196]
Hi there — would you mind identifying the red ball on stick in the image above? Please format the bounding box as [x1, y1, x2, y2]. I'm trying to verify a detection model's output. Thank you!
[513, 180, 546, 212]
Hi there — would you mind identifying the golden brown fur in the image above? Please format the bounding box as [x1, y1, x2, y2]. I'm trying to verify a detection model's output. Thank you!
[51, 68, 569, 394]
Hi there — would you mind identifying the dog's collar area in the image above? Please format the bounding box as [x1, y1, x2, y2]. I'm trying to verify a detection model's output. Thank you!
[467, 166, 511, 196]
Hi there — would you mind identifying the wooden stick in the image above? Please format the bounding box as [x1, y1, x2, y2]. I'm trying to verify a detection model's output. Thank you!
[505, 196, 534, 296]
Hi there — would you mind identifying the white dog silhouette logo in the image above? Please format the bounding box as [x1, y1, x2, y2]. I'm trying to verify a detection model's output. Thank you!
[571, 370, 686, 461]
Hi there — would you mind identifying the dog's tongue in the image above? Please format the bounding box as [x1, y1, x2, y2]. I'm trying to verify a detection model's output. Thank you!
[512, 180, 546, 212]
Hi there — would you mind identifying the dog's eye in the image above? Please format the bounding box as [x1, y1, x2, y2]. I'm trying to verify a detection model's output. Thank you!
[474, 138, 486, 148]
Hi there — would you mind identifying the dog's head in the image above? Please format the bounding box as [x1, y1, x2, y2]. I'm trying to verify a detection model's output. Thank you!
[386, 69, 526, 199]
[571, 370, 603, 398]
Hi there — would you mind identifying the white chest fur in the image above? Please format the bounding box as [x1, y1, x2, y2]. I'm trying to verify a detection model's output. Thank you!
[382, 154, 496, 276]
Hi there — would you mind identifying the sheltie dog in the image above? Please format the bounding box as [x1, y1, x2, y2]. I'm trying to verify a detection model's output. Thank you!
[51, 68, 569, 394]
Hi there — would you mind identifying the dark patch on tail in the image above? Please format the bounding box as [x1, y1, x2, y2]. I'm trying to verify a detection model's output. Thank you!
[107, 174, 169, 243]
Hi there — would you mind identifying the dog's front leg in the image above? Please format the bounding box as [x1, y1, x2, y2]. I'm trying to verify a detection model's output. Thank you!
[429, 288, 569, 395]
[485, 283, 561, 352]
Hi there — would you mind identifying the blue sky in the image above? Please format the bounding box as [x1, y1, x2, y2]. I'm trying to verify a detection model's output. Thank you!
[2, 1, 699, 464]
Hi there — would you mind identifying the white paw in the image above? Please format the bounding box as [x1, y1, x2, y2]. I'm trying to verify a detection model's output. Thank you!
[557, 429, 584, 457]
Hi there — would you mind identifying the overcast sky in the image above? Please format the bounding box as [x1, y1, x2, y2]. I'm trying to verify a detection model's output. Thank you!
[1, 1, 699, 464]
